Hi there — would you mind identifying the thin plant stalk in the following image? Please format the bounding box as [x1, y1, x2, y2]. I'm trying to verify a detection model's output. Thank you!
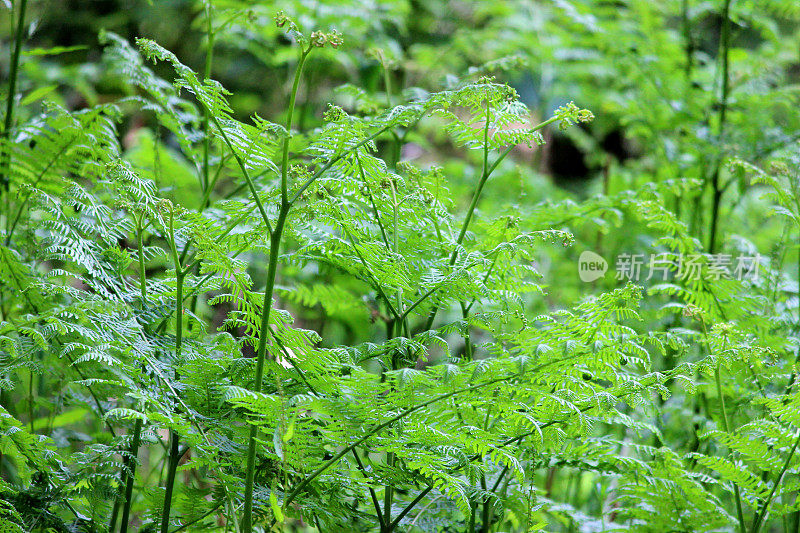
[240, 45, 310, 533]
[160, 210, 186, 533]
[0, 0, 27, 325]
[467, 503, 477, 533]
[202, 0, 215, 193]
[379, 55, 403, 169]
[751, 429, 800, 533]
[1, 0, 27, 194]
[707, 0, 732, 254]
[714, 362, 746, 533]
[119, 213, 150, 533]
[421, 112, 562, 332]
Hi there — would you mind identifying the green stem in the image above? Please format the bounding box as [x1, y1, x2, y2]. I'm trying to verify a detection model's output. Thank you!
[467, 502, 476, 532]
[388, 486, 433, 531]
[209, 114, 274, 236]
[681, 0, 694, 80]
[384, 178, 400, 519]
[5, 137, 75, 245]
[454, 100, 492, 264]
[170, 502, 223, 533]
[751, 429, 800, 533]
[707, 0, 732, 254]
[290, 124, 395, 204]
[382, 58, 393, 108]
[109, 496, 122, 533]
[160, 432, 181, 533]
[355, 151, 390, 248]
[119, 418, 142, 533]
[241, 208, 287, 533]
[715, 363, 746, 533]
[477, 401, 498, 532]
[1, 0, 27, 193]
[119, 216, 149, 533]
[198, 153, 227, 212]
[280, 47, 310, 202]
[383, 452, 395, 528]
[384, 178, 401, 523]
[160, 212, 185, 533]
[387, 178, 409, 339]
[380, 59, 403, 169]
[479, 475, 491, 533]
[421, 102, 492, 333]
[27, 371, 33, 432]
[351, 449, 385, 530]
[387, 380, 674, 533]
[335, 211, 400, 319]
[421, 113, 560, 332]
[201, 0, 215, 193]
[241, 46, 310, 533]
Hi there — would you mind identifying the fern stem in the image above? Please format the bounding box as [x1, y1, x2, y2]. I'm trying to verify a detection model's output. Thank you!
[337, 218, 400, 319]
[681, 0, 695, 80]
[477, 401, 497, 532]
[782, 186, 800, 398]
[159, 20, 217, 526]
[281, 47, 310, 202]
[119, 216, 149, 533]
[421, 103, 492, 332]
[385, 175, 400, 520]
[290, 124, 395, 204]
[388, 486, 433, 531]
[378, 55, 405, 169]
[201, 0, 214, 193]
[467, 502, 477, 532]
[486, 114, 559, 178]
[383, 453, 395, 528]
[283, 377, 509, 508]
[352, 449, 386, 530]
[160, 212, 186, 533]
[387, 177, 411, 343]
[5, 137, 76, 245]
[241, 46, 310, 529]
[382, 55, 393, 108]
[707, 0, 732, 254]
[1, 0, 27, 193]
[209, 113, 274, 236]
[118, 419, 142, 533]
[421, 112, 561, 332]
[456, 100, 492, 263]
[751, 429, 800, 533]
[160, 431, 181, 533]
[479, 474, 491, 533]
[715, 363, 746, 533]
[241, 207, 287, 533]
[461, 303, 473, 360]
[490, 465, 510, 493]
[170, 502, 223, 533]
[464, 255, 498, 314]
[385, 369, 683, 533]
[27, 370, 33, 432]
[355, 150, 391, 248]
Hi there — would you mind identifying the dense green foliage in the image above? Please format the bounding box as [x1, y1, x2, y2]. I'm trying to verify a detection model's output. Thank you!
[0, 1, 799, 531]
